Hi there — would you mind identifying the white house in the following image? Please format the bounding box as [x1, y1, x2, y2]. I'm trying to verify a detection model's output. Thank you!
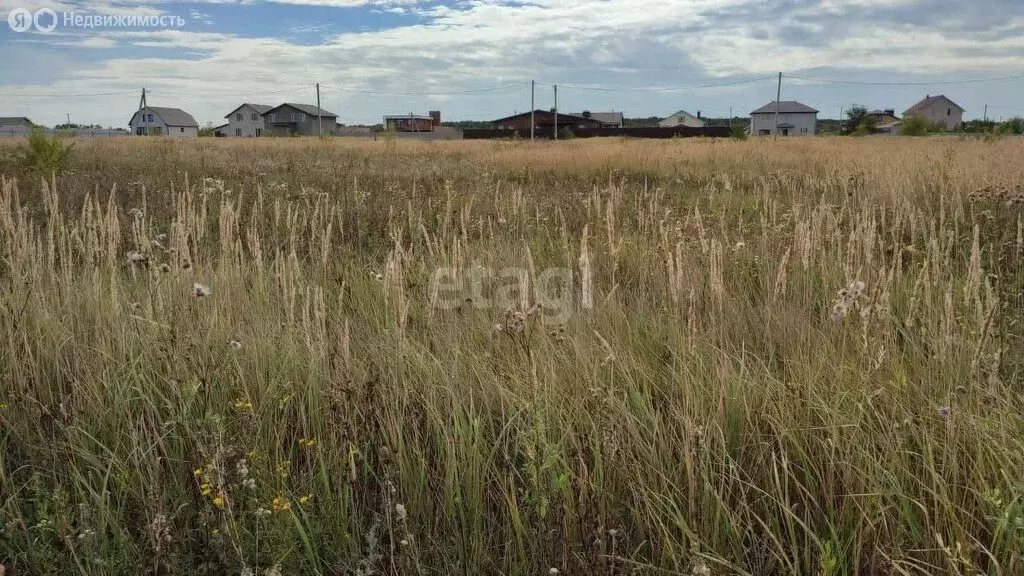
[224, 103, 272, 137]
[658, 110, 705, 128]
[129, 106, 198, 137]
[903, 95, 963, 131]
[750, 101, 818, 136]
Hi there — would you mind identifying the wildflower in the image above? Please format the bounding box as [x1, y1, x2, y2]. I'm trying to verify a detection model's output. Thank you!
[200, 483, 212, 496]
[608, 528, 618, 536]
[298, 494, 312, 505]
[212, 496, 225, 509]
[298, 438, 317, 448]
[243, 478, 256, 490]
[78, 528, 95, 539]
[830, 280, 867, 322]
[266, 565, 283, 576]
[229, 340, 242, 350]
[255, 507, 271, 518]
[126, 251, 148, 265]
[129, 207, 143, 218]
[232, 398, 254, 411]
[395, 503, 407, 521]
[549, 569, 560, 575]
[236, 459, 249, 478]
[937, 405, 951, 417]
[689, 559, 711, 576]
[276, 460, 291, 479]
[400, 538, 409, 546]
[193, 283, 211, 298]
[193, 466, 204, 477]
[272, 495, 291, 513]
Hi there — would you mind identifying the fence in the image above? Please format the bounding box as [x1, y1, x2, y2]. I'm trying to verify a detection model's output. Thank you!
[0, 127, 130, 138]
[463, 126, 733, 140]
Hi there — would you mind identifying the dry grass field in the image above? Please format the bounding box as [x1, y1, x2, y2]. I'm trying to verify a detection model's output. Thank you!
[0, 136, 1023, 575]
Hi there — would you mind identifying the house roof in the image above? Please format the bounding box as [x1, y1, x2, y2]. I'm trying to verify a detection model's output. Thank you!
[751, 101, 819, 114]
[384, 114, 434, 120]
[904, 95, 964, 115]
[491, 110, 601, 124]
[131, 107, 199, 127]
[224, 103, 273, 118]
[263, 103, 338, 118]
[663, 110, 699, 120]
[867, 109, 896, 116]
[567, 111, 623, 125]
[0, 116, 33, 126]
[212, 123, 228, 130]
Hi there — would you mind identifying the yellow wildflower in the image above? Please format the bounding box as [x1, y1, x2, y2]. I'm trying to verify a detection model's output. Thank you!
[194, 467, 203, 477]
[201, 483, 212, 496]
[271, 495, 291, 513]
[298, 494, 312, 505]
[212, 496, 225, 509]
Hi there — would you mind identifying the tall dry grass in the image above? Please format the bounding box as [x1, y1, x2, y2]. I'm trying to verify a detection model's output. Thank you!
[0, 137, 1023, 575]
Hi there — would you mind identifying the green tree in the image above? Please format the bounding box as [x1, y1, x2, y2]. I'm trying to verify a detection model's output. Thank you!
[844, 106, 868, 135]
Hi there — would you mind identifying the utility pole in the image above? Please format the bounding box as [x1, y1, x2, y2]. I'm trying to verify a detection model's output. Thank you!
[553, 84, 558, 140]
[530, 80, 535, 141]
[729, 106, 732, 127]
[316, 83, 322, 139]
[840, 107, 844, 133]
[137, 87, 147, 134]
[773, 72, 782, 139]
[984, 104, 988, 123]
[66, 112, 70, 126]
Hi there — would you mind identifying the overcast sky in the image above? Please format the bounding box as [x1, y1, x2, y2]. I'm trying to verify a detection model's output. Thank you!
[1, 0, 1022, 127]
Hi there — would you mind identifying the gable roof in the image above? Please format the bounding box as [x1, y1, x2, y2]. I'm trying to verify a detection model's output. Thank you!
[664, 110, 700, 120]
[491, 110, 602, 124]
[566, 111, 623, 125]
[904, 95, 963, 115]
[224, 103, 273, 118]
[0, 117, 33, 126]
[751, 101, 819, 114]
[263, 103, 337, 118]
[131, 107, 199, 127]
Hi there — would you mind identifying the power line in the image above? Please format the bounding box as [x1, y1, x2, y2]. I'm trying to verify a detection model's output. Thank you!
[0, 90, 137, 98]
[538, 75, 776, 92]
[319, 84, 521, 96]
[784, 73, 1024, 86]
[148, 85, 313, 97]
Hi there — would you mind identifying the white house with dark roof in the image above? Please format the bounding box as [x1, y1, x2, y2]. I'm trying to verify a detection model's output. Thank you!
[658, 110, 705, 128]
[224, 103, 272, 137]
[129, 106, 199, 137]
[750, 101, 818, 136]
[903, 95, 963, 130]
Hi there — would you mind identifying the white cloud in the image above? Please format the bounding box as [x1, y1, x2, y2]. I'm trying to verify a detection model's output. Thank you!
[2, 0, 1023, 127]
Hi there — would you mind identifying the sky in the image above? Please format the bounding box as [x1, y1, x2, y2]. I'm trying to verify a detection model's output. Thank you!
[1, 0, 1022, 128]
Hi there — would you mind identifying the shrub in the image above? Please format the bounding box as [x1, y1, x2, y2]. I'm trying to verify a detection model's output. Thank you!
[14, 127, 73, 175]
[899, 115, 929, 136]
[730, 125, 747, 140]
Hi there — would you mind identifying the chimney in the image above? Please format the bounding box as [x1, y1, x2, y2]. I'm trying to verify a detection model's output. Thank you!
[697, 110, 701, 119]
[582, 110, 591, 118]
[429, 110, 440, 126]
[884, 109, 894, 116]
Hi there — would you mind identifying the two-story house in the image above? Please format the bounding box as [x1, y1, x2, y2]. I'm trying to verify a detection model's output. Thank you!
[261, 103, 338, 136]
[224, 103, 272, 137]
[750, 101, 818, 136]
[903, 95, 964, 130]
[129, 106, 198, 137]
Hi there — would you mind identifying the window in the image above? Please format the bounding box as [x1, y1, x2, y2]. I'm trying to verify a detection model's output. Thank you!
[180, 127, 184, 133]
[758, 129, 770, 135]
[236, 113, 242, 121]
[295, 113, 306, 122]
[255, 128, 262, 137]
[268, 113, 276, 122]
[251, 113, 258, 121]
[947, 108, 951, 116]
[235, 128, 242, 136]
[136, 127, 145, 135]
[800, 128, 808, 134]
[147, 113, 153, 122]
